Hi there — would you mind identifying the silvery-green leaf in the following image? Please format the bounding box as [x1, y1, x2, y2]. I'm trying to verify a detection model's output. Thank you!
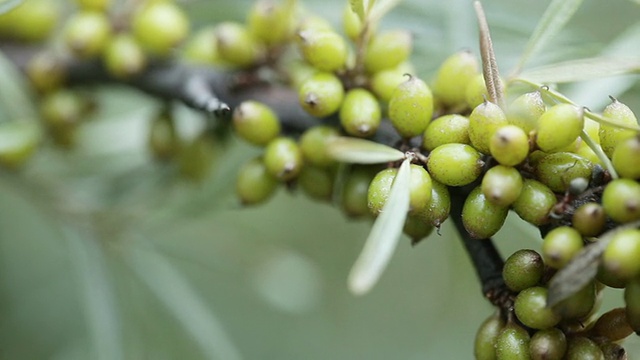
[513, 0, 584, 75]
[520, 57, 640, 83]
[348, 158, 410, 295]
[327, 137, 405, 164]
[0, 0, 21, 14]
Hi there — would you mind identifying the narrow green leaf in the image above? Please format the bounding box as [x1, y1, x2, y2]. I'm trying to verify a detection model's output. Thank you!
[327, 137, 405, 164]
[0, 0, 21, 14]
[127, 239, 243, 360]
[520, 57, 640, 83]
[513, 0, 584, 76]
[348, 158, 411, 295]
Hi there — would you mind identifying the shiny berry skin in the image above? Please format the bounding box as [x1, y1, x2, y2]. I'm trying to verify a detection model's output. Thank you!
[364, 30, 412, 73]
[341, 165, 377, 218]
[534, 152, 593, 193]
[535, 104, 584, 153]
[502, 249, 544, 292]
[602, 228, 640, 282]
[263, 137, 304, 181]
[612, 135, 640, 179]
[417, 180, 450, 228]
[407, 164, 432, 213]
[432, 51, 479, 108]
[297, 29, 348, 72]
[529, 328, 567, 360]
[464, 74, 488, 109]
[512, 179, 556, 226]
[339, 88, 381, 137]
[541, 226, 583, 269]
[553, 281, 597, 321]
[132, 1, 189, 56]
[462, 186, 509, 239]
[299, 126, 340, 168]
[571, 202, 606, 237]
[232, 101, 281, 146]
[215, 22, 262, 67]
[298, 72, 345, 118]
[507, 91, 545, 134]
[236, 157, 279, 205]
[489, 124, 530, 166]
[388, 75, 434, 138]
[422, 114, 470, 151]
[403, 214, 434, 245]
[514, 286, 561, 330]
[103, 34, 146, 79]
[564, 337, 604, 360]
[370, 62, 415, 103]
[602, 178, 640, 223]
[495, 323, 531, 360]
[474, 312, 504, 360]
[481, 165, 523, 207]
[367, 168, 397, 216]
[599, 98, 639, 158]
[591, 307, 633, 342]
[427, 143, 483, 187]
[468, 100, 508, 154]
[63, 11, 112, 59]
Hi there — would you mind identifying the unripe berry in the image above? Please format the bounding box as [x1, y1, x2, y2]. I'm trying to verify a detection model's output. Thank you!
[367, 168, 396, 216]
[0, 0, 59, 42]
[232, 101, 281, 146]
[26, 52, 66, 93]
[297, 29, 348, 72]
[468, 100, 508, 154]
[403, 214, 434, 245]
[215, 22, 262, 67]
[0, 121, 41, 169]
[514, 286, 561, 329]
[474, 312, 504, 360]
[495, 323, 531, 360]
[247, 0, 294, 45]
[529, 328, 567, 360]
[432, 50, 479, 108]
[599, 98, 638, 158]
[407, 164, 432, 213]
[298, 164, 335, 201]
[612, 135, 640, 179]
[591, 307, 633, 342]
[75, 0, 111, 12]
[298, 72, 345, 118]
[490, 124, 529, 166]
[422, 114, 470, 151]
[370, 62, 415, 103]
[182, 26, 219, 65]
[342, 5, 363, 41]
[462, 186, 509, 239]
[512, 179, 556, 226]
[341, 165, 377, 218]
[236, 157, 279, 205]
[535, 104, 584, 153]
[553, 281, 597, 321]
[602, 178, 640, 223]
[364, 30, 412, 73]
[572, 202, 606, 237]
[502, 249, 544, 292]
[40, 89, 86, 127]
[481, 165, 523, 207]
[507, 91, 545, 134]
[339, 88, 381, 137]
[299, 126, 340, 168]
[178, 133, 218, 182]
[417, 180, 450, 228]
[534, 152, 593, 193]
[602, 228, 640, 282]
[464, 74, 488, 109]
[565, 337, 604, 360]
[133, 1, 189, 56]
[103, 34, 147, 79]
[63, 11, 112, 59]
[388, 75, 434, 138]
[148, 109, 179, 161]
[427, 143, 483, 186]
[624, 277, 640, 334]
[263, 137, 304, 181]
[541, 226, 583, 269]
[597, 263, 627, 289]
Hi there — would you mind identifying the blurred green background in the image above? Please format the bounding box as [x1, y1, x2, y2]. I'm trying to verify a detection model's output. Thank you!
[1, 0, 640, 359]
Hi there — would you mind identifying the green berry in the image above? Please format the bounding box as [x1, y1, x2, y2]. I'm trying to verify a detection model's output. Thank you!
[565, 337, 604, 360]
[572, 202, 606, 237]
[63, 10, 112, 58]
[342, 5, 363, 41]
[535, 104, 584, 153]
[178, 133, 218, 182]
[103, 34, 146, 78]
[182, 26, 219, 65]
[408, 164, 432, 213]
[529, 328, 567, 360]
[422, 114, 470, 151]
[364, 30, 412, 73]
[215, 22, 263, 67]
[299, 125, 340, 168]
[263, 137, 304, 181]
[0, 0, 59, 42]
[417, 180, 450, 228]
[297, 29, 348, 72]
[591, 307, 633, 342]
[624, 277, 640, 334]
[469, 100, 508, 154]
[474, 312, 504, 360]
[75, 0, 111, 11]
[599, 98, 639, 158]
[367, 167, 397, 216]
[236, 157, 279, 205]
[148, 108, 179, 161]
[403, 214, 434, 245]
[553, 281, 597, 321]
[40, 89, 86, 127]
[432, 50, 479, 108]
[602, 228, 640, 282]
[388, 75, 434, 138]
[503, 249, 544, 292]
[339, 88, 381, 137]
[298, 164, 335, 201]
[26, 51, 66, 93]
[534, 152, 593, 193]
[490, 124, 530, 166]
[495, 323, 531, 360]
[298, 72, 345, 118]
[602, 178, 640, 223]
[541, 226, 583, 269]
[370, 62, 415, 103]
[462, 186, 509, 239]
[232, 100, 281, 146]
[0, 121, 41, 169]
[247, 0, 294, 45]
[612, 135, 640, 179]
[464, 73, 488, 109]
[514, 286, 561, 330]
[341, 165, 377, 218]
[481, 165, 523, 207]
[427, 143, 483, 186]
[132, 0, 189, 56]
[507, 91, 545, 134]
[512, 179, 556, 226]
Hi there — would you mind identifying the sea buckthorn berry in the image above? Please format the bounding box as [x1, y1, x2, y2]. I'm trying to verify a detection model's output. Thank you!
[602, 178, 640, 223]
[247, 0, 294, 46]
[388, 75, 434, 138]
[612, 135, 640, 179]
[299, 126, 340, 168]
[181, 26, 219, 65]
[507, 91, 545, 134]
[489, 124, 530, 166]
[602, 228, 640, 282]
[625, 277, 640, 334]
[408, 164, 432, 213]
[75, 0, 111, 11]
[148, 109, 179, 161]
[554, 281, 597, 321]
[26, 52, 66, 93]
[63, 11, 111, 59]
[341, 165, 377, 218]
[535, 104, 584, 153]
[591, 307, 633, 342]
[495, 323, 531, 360]
[512, 179, 556, 226]
[599, 342, 626, 360]
[0, 0, 59, 42]
[461, 186, 509, 239]
[103, 34, 146, 79]
[178, 133, 218, 182]
[427, 143, 483, 186]
[370, 62, 415, 103]
[502, 249, 544, 292]
[0, 122, 41, 169]
[514, 287, 561, 330]
[565, 337, 604, 360]
[422, 114, 470, 151]
[298, 164, 335, 201]
[367, 168, 397, 216]
[542, 226, 583, 269]
[418, 180, 450, 228]
[534, 152, 593, 193]
[474, 312, 504, 360]
[339, 88, 381, 137]
[529, 328, 567, 360]
[40, 89, 86, 127]
[597, 263, 627, 289]
[297, 15, 333, 33]
[364, 30, 412, 73]
[236, 157, 279, 205]
[215, 22, 262, 67]
[298, 72, 345, 118]
[342, 5, 363, 41]
[481, 165, 523, 207]
[132, 1, 189, 56]
[403, 214, 434, 245]
[468, 100, 508, 154]
[263, 137, 304, 181]
[572, 202, 606, 237]
[464, 74, 488, 109]
[297, 29, 348, 72]
[599, 98, 639, 158]
[232, 101, 281, 146]
[432, 50, 479, 108]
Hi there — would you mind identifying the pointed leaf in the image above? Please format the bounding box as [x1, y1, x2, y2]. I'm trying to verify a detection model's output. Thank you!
[513, 0, 584, 75]
[0, 0, 21, 14]
[327, 137, 405, 164]
[348, 158, 411, 295]
[520, 57, 640, 83]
